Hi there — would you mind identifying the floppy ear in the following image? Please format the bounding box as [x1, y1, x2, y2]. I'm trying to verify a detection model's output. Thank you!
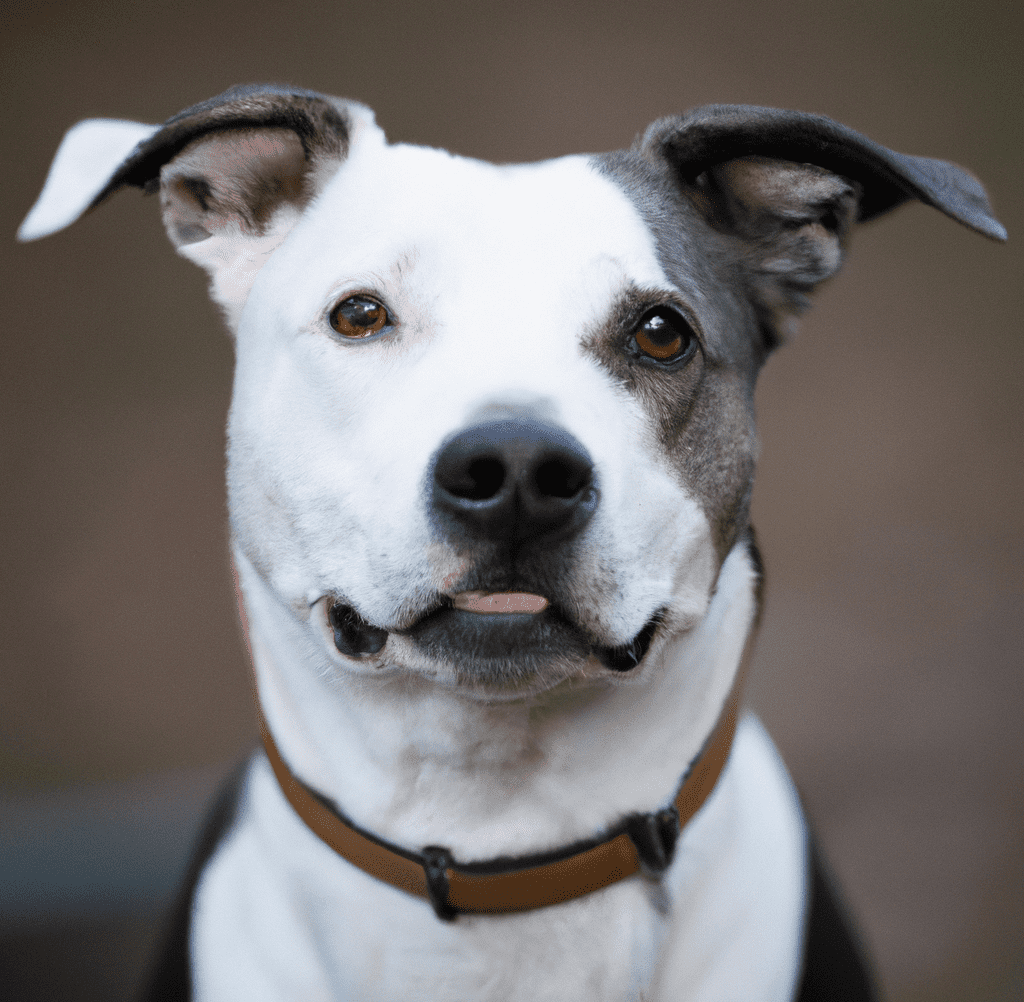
[18, 84, 379, 328]
[641, 105, 1006, 344]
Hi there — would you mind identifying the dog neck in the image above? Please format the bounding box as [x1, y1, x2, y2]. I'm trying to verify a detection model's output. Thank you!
[255, 673, 742, 918]
[233, 540, 761, 864]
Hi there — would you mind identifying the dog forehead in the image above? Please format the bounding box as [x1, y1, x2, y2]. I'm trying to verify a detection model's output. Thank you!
[267, 141, 672, 316]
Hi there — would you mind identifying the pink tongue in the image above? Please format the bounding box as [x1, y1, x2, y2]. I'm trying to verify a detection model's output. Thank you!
[452, 591, 549, 614]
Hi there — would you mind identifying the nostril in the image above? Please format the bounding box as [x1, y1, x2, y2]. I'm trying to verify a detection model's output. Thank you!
[533, 457, 590, 499]
[438, 455, 507, 501]
[462, 458, 506, 500]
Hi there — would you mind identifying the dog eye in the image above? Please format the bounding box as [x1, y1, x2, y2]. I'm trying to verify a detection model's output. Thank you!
[632, 310, 695, 363]
[329, 296, 391, 338]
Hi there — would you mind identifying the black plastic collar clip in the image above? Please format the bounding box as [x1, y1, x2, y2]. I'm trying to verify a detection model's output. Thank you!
[421, 845, 458, 921]
[624, 806, 680, 877]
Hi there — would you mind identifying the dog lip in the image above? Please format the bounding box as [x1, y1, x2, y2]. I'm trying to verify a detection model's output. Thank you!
[451, 591, 550, 614]
[400, 601, 581, 665]
[400, 591, 665, 675]
[595, 609, 665, 672]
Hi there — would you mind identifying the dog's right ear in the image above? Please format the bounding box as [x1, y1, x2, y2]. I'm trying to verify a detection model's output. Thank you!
[18, 84, 378, 328]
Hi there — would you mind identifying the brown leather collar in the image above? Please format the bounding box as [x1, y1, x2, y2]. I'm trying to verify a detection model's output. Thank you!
[256, 684, 740, 919]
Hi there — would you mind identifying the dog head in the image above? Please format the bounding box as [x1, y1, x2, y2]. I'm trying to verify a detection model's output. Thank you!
[20, 85, 1005, 700]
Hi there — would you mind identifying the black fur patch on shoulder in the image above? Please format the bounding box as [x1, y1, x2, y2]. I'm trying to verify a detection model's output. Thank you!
[796, 831, 879, 1001]
[137, 755, 254, 1002]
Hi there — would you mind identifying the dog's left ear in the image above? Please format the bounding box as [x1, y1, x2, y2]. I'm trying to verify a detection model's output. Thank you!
[641, 105, 1006, 343]
[19, 84, 378, 327]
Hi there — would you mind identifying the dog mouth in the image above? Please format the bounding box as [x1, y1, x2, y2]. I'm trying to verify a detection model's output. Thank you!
[326, 590, 663, 674]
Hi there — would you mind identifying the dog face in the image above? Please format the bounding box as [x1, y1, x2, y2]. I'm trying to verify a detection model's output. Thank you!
[227, 139, 744, 694]
[20, 86, 1004, 700]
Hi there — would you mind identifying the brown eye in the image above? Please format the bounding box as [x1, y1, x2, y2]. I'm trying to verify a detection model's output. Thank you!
[633, 310, 694, 363]
[329, 296, 391, 338]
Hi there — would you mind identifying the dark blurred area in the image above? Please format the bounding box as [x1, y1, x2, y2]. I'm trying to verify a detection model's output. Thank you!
[1, 1, 1020, 999]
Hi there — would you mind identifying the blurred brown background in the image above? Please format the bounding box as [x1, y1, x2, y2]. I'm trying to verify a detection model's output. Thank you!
[1, 0, 1020, 999]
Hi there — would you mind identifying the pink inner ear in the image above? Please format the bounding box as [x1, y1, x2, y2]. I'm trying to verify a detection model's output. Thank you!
[159, 127, 310, 244]
[690, 157, 862, 344]
[712, 157, 856, 228]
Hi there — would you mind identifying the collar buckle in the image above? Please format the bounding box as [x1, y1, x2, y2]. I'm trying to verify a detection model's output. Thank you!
[624, 806, 681, 876]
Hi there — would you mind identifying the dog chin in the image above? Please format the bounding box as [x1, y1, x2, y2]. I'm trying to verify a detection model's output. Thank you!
[436, 649, 596, 696]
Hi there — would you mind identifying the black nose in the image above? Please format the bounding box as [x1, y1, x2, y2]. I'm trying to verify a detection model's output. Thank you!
[431, 419, 598, 545]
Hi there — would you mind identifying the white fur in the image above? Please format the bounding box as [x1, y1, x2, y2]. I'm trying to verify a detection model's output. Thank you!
[18, 119, 158, 240]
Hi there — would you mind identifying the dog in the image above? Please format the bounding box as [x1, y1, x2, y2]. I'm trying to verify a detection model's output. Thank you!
[20, 85, 1004, 1001]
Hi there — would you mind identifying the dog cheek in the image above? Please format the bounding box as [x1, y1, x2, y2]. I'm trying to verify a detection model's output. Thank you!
[225, 439, 334, 602]
[665, 377, 759, 562]
[226, 481, 304, 601]
[574, 459, 716, 644]
[641, 490, 719, 635]
[667, 527, 720, 627]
